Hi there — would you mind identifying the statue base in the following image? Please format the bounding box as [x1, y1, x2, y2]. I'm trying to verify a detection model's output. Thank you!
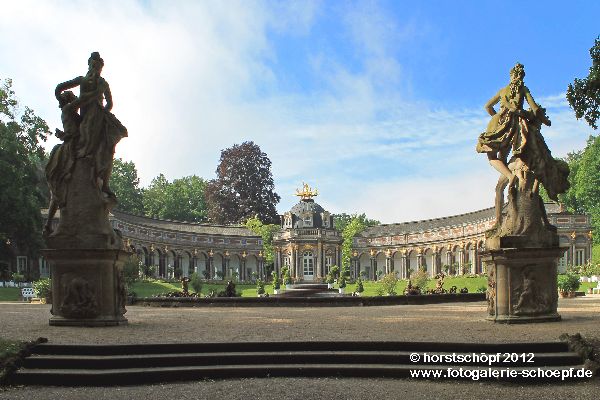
[43, 249, 129, 327]
[481, 246, 565, 324]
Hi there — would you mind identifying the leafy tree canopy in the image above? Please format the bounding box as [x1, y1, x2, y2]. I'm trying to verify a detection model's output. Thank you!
[244, 215, 280, 266]
[205, 141, 280, 224]
[574, 135, 600, 236]
[0, 79, 50, 261]
[111, 158, 145, 214]
[334, 212, 380, 232]
[567, 36, 600, 129]
[340, 214, 380, 268]
[143, 173, 207, 222]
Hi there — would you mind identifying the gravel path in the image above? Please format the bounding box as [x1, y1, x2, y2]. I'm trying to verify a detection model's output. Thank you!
[1, 296, 599, 399]
[2, 297, 600, 344]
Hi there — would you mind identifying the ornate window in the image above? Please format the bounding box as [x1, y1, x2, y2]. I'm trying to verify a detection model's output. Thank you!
[16, 256, 27, 274]
[303, 215, 312, 227]
[322, 212, 330, 228]
[575, 249, 585, 266]
[325, 255, 333, 274]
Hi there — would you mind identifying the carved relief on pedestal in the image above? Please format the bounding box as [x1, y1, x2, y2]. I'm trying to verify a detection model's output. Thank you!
[512, 266, 551, 316]
[60, 275, 99, 319]
[487, 265, 495, 316]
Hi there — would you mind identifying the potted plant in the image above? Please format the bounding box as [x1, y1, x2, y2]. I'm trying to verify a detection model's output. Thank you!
[326, 273, 334, 289]
[256, 279, 265, 297]
[283, 271, 292, 289]
[338, 275, 346, 294]
[271, 271, 281, 295]
[33, 278, 52, 304]
[557, 273, 580, 298]
[355, 277, 364, 296]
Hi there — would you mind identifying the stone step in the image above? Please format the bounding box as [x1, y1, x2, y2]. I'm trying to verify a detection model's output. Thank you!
[30, 341, 570, 355]
[23, 351, 582, 370]
[13, 363, 592, 385]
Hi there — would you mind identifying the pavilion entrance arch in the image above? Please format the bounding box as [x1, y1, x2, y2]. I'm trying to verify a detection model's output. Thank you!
[423, 248, 434, 277]
[229, 254, 241, 280]
[180, 251, 191, 278]
[358, 253, 371, 279]
[195, 252, 208, 279]
[393, 251, 406, 279]
[408, 250, 418, 275]
[213, 253, 224, 279]
[375, 252, 386, 279]
[245, 255, 258, 281]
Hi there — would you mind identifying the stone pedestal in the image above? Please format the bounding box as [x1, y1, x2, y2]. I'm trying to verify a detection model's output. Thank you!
[43, 249, 129, 326]
[482, 246, 565, 324]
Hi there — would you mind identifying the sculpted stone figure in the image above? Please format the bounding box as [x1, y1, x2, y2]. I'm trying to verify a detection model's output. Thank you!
[476, 63, 569, 244]
[43, 52, 130, 326]
[478, 64, 567, 323]
[45, 52, 127, 248]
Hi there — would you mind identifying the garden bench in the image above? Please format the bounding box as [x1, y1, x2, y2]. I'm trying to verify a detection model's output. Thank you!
[21, 287, 35, 302]
[592, 283, 600, 295]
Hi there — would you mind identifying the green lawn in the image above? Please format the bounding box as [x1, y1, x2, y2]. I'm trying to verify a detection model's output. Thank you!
[0, 276, 597, 302]
[130, 276, 489, 298]
[0, 288, 21, 301]
[131, 280, 261, 298]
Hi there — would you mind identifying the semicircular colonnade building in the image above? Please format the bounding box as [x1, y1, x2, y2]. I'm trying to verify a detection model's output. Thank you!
[15, 203, 594, 282]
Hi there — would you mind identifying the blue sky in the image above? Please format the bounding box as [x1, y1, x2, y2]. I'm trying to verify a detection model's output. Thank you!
[0, 0, 598, 223]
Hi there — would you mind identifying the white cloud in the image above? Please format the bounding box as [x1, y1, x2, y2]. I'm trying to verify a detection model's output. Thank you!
[0, 1, 593, 225]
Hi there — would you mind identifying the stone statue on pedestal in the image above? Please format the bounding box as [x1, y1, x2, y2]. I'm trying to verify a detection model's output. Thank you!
[477, 63, 569, 323]
[43, 52, 130, 326]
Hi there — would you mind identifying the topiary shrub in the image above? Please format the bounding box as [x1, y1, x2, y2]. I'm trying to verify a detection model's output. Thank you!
[380, 272, 399, 295]
[356, 277, 364, 293]
[256, 279, 265, 295]
[557, 273, 580, 294]
[411, 269, 429, 292]
[33, 278, 52, 302]
[190, 272, 203, 294]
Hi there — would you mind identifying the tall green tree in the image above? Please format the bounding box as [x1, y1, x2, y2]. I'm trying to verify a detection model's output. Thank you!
[0, 79, 50, 266]
[574, 135, 600, 235]
[567, 36, 600, 129]
[334, 212, 380, 232]
[143, 174, 207, 222]
[110, 158, 144, 214]
[244, 215, 280, 267]
[205, 141, 280, 224]
[338, 214, 380, 268]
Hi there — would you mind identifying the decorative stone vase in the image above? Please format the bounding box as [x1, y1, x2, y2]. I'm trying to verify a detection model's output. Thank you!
[274, 289, 280, 295]
[339, 288, 345, 294]
[327, 283, 333, 289]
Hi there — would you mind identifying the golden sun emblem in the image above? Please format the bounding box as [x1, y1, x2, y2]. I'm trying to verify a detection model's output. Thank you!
[295, 182, 319, 200]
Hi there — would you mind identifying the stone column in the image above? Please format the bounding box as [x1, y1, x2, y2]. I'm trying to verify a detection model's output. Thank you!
[208, 255, 213, 279]
[401, 253, 408, 279]
[370, 256, 375, 280]
[317, 242, 323, 279]
[290, 246, 297, 279]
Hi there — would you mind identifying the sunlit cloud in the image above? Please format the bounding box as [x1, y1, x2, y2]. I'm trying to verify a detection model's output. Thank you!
[0, 0, 594, 224]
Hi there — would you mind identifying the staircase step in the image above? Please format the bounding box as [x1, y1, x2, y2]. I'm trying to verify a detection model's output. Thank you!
[30, 341, 570, 356]
[22, 351, 582, 370]
[13, 363, 592, 385]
